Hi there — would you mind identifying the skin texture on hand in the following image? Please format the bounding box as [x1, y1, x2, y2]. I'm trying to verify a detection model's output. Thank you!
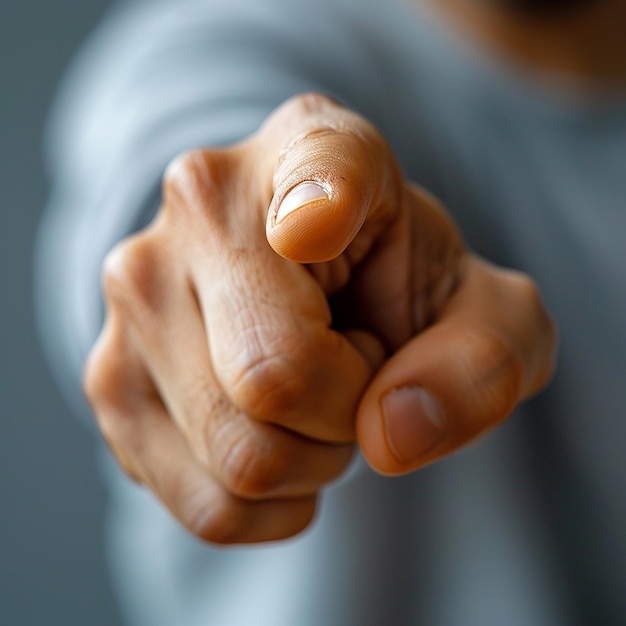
[83, 93, 557, 544]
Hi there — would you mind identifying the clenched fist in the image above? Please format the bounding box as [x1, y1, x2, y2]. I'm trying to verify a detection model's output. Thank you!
[84, 94, 556, 544]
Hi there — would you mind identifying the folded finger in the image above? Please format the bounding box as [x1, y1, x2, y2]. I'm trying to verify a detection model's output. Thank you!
[84, 313, 318, 544]
[109, 227, 357, 497]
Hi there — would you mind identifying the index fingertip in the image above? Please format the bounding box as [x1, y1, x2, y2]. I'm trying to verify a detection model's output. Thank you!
[267, 181, 357, 263]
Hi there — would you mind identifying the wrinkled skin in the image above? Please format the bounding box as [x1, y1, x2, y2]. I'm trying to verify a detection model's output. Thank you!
[84, 94, 556, 544]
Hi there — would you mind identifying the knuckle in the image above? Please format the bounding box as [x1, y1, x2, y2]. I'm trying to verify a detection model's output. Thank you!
[229, 350, 308, 420]
[82, 326, 146, 486]
[179, 487, 249, 545]
[102, 231, 166, 316]
[101, 233, 162, 312]
[82, 329, 143, 453]
[280, 92, 338, 119]
[162, 148, 230, 223]
[84, 370, 130, 449]
[506, 272, 553, 337]
[506, 271, 559, 393]
[88, 366, 143, 481]
[218, 429, 290, 498]
[163, 149, 206, 193]
[83, 338, 129, 414]
[194, 516, 244, 546]
[186, 495, 317, 545]
[456, 325, 524, 424]
[510, 272, 543, 311]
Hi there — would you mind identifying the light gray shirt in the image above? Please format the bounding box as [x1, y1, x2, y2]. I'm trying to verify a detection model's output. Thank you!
[36, 0, 626, 624]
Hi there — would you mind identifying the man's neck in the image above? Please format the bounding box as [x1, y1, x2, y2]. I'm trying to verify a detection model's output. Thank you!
[431, 0, 626, 90]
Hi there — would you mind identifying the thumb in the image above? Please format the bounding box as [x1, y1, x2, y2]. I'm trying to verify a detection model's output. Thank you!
[356, 257, 557, 476]
[259, 94, 402, 264]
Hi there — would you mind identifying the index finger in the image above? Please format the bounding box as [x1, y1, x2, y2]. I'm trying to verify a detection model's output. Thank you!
[253, 92, 404, 264]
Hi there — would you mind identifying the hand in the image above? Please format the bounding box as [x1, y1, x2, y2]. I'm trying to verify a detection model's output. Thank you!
[84, 94, 556, 544]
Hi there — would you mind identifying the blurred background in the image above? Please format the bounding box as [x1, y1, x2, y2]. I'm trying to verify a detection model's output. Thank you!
[0, 0, 122, 624]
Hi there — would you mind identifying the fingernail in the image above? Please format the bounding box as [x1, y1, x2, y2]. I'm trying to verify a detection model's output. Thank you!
[275, 181, 328, 223]
[381, 386, 446, 464]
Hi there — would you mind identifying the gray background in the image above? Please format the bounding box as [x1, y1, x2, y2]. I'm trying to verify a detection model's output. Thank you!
[0, 0, 122, 624]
